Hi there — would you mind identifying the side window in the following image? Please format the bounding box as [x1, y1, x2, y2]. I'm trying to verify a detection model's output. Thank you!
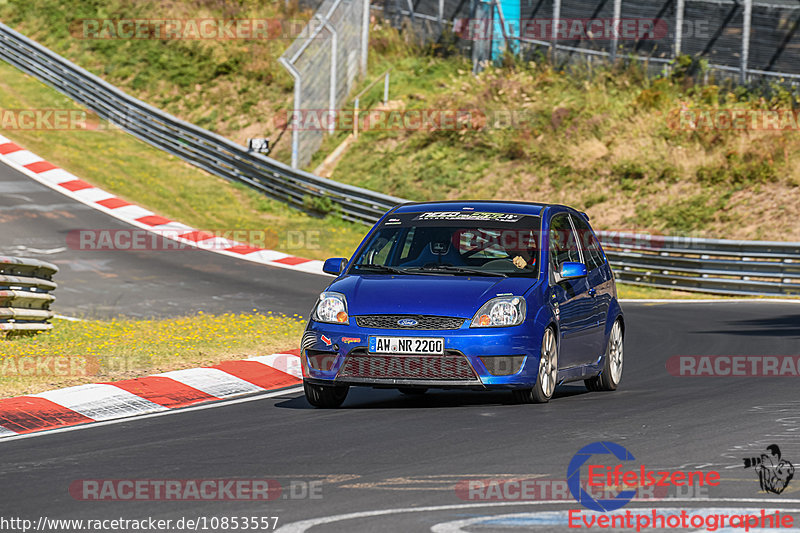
[571, 215, 605, 271]
[549, 214, 581, 274]
[359, 229, 399, 265]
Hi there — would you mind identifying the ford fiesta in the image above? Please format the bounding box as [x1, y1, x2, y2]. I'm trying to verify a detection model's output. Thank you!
[301, 201, 624, 408]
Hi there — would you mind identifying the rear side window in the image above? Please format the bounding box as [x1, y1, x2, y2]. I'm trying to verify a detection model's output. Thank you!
[549, 214, 581, 273]
[571, 215, 605, 271]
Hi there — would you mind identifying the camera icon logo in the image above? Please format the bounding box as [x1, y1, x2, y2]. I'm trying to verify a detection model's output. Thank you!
[743, 444, 795, 495]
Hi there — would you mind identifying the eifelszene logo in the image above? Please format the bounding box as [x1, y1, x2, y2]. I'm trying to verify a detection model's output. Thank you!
[567, 441, 721, 513]
[744, 444, 795, 495]
[567, 441, 637, 512]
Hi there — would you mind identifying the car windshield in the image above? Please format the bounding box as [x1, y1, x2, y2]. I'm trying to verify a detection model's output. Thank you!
[350, 211, 541, 278]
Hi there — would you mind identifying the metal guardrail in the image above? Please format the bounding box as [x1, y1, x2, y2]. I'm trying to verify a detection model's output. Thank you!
[0, 256, 58, 334]
[1, 23, 799, 297]
[596, 232, 800, 296]
[0, 22, 404, 225]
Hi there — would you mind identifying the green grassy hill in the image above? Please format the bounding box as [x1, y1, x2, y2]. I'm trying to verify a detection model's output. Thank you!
[1, 0, 798, 245]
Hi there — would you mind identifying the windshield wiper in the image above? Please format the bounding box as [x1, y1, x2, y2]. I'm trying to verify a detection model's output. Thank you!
[353, 264, 438, 276]
[407, 265, 508, 278]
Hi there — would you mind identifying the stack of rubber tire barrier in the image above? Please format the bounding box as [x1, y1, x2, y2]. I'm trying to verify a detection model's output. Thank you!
[0, 256, 58, 334]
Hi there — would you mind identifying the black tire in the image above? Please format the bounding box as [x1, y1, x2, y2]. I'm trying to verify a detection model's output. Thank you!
[303, 381, 349, 408]
[585, 319, 623, 392]
[398, 387, 428, 395]
[513, 327, 558, 404]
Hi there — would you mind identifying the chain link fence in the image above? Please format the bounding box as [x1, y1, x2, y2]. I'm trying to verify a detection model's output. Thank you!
[279, 0, 370, 169]
[377, 0, 800, 84]
[380, 0, 474, 42]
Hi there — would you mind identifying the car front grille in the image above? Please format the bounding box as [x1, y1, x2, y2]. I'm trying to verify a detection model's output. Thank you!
[354, 315, 466, 330]
[336, 349, 478, 382]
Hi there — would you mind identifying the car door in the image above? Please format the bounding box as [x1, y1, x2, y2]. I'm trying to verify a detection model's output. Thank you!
[570, 213, 610, 365]
[548, 213, 596, 369]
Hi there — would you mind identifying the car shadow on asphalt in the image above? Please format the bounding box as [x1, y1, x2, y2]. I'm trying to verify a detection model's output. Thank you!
[274, 384, 590, 409]
[694, 313, 800, 338]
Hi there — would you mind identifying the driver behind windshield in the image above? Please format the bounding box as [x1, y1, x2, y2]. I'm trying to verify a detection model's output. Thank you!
[402, 227, 464, 267]
[509, 230, 538, 271]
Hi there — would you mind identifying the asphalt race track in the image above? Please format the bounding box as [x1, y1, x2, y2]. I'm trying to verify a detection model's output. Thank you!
[2, 300, 800, 531]
[2, 160, 800, 531]
[0, 161, 329, 318]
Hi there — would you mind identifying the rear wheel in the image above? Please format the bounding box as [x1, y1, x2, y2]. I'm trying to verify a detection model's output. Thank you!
[303, 381, 349, 408]
[398, 387, 428, 395]
[585, 319, 623, 392]
[513, 327, 558, 404]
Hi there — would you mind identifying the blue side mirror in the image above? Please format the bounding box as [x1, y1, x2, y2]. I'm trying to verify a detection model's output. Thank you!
[559, 261, 587, 280]
[323, 257, 348, 275]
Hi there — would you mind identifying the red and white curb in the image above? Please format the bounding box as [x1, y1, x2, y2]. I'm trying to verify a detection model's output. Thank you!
[0, 350, 302, 438]
[0, 134, 326, 276]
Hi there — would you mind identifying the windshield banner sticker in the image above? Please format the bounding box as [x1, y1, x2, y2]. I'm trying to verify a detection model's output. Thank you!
[413, 212, 523, 222]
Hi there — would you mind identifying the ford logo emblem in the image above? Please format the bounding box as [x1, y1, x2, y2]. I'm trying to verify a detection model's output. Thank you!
[397, 318, 418, 327]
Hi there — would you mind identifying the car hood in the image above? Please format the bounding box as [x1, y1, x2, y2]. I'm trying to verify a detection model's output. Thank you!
[328, 275, 539, 317]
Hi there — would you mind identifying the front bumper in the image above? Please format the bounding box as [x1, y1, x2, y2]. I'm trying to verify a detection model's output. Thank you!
[301, 319, 542, 389]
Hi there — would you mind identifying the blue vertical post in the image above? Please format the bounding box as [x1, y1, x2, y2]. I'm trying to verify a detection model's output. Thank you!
[491, 0, 520, 61]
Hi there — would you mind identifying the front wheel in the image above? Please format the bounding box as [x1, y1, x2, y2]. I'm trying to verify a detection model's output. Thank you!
[513, 327, 558, 404]
[304, 381, 349, 408]
[585, 319, 623, 392]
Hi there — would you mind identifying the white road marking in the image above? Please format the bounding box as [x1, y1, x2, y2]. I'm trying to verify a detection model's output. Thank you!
[0, 146, 328, 276]
[274, 499, 800, 533]
[430, 507, 800, 533]
[155, 367, 264, 398]
[249, 354, 303, 379]
[33, 383, 166, 421]
[53, 315, 85, 322]
[3, 150, 41, 166]
[6, 245, 66, 255]
[0, 386, 304, 443]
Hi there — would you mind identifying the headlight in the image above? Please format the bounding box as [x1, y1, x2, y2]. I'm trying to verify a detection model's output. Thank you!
[470, 296, 526, 327]
[313, 292, 349, 324]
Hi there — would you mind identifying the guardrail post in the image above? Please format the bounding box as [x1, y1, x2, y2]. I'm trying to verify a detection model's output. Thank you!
[406, 0, 416, 23]
[354, 97, 360, 139]
[741, 0, 752, 84]
[551, 0, 561, 64]
[674, 0, 685, 58]
[610, 0, 622, 63]
[278, 57, 302, 169]
[383, 71, 390, 105]
[361, 0, 371, 77]
[313, 14, 339, 135]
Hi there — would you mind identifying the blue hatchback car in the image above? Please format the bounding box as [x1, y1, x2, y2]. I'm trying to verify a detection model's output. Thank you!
[301, 201, 624, 408]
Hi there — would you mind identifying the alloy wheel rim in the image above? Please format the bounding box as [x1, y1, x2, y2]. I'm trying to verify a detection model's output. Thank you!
[609, 321, 623, 383]
[539, 329, 557, 397]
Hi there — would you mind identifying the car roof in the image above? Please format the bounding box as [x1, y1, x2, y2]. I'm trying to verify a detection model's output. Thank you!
[393, 200, 567, 217]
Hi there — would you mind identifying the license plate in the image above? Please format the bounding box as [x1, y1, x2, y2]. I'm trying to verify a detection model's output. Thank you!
[368, 336, 445, 355]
